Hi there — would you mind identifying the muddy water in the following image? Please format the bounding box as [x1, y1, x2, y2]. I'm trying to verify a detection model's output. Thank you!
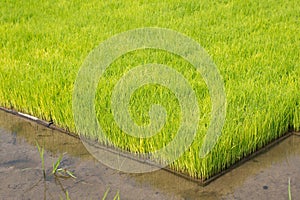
[0, 109, 299, 200]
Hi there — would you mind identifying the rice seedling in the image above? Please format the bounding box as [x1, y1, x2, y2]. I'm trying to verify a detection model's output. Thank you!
[36, 141, 46, 179]
[288, 177, 292, 200]
[102, 188, 120, 200]
[52, 155, 63, 175]
[1, 0, 299, 180]
[59, 187, 120, 200]
[52, 154, 77, 179]
[60, 190, 71, 200]
[55, 168, 77, 179]
[35, 144, 77, 199]
[66, 191, 70, 200]
[102, 188, 110, 200]
[36, 141, 76, 179]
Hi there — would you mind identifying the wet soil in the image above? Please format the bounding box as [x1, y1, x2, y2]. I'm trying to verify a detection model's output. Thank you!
[0, 109, 299, 200]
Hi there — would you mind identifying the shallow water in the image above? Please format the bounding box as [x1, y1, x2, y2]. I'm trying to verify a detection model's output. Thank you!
[0, 109, 299, 199]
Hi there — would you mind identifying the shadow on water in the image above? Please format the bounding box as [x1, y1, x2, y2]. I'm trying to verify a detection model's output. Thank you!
[0, 109, 300, 199]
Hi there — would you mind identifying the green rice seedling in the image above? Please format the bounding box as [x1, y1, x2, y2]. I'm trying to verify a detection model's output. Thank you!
[113, 191, 120, 200]
[102, 188, 110, 200]
[59, 190, 71, 200]
[52, 154, 63, 174]
[102, 188, 120, 200]
[36, 141, 46, 179]
[1, 0, 299, 180]
[66, 191, 70, 200]
[288, 177, 292, 200]
[36, 143, 77, 181]
[52, 155, 76, 179]
[55, 168, 77, 179]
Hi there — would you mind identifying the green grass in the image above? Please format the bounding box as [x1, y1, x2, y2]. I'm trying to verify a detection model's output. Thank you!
[0, 0, 299, 180]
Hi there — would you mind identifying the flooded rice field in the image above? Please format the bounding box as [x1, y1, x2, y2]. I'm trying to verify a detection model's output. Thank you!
[0, 109, 299, 200]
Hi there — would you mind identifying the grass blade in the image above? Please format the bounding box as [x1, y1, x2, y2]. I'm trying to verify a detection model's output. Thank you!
[36, 141, 45, 179]
[102, 187, 110, 200]
[66, 170, 77, 179]
[113, 191, 120, 200]
[52, 155, 63, 174]
[288, 177, 292, 200]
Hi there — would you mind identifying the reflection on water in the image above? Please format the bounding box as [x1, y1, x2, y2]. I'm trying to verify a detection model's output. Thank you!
[0, 109, 299, 199]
